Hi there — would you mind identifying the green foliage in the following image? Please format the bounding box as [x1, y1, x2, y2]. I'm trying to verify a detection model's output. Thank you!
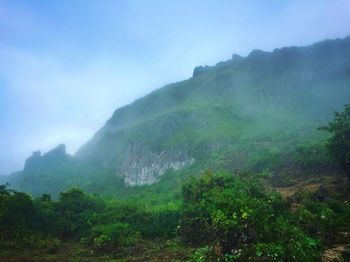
[179, 172, 321, 261]
[294, 192, 350, 245]
[319, 104, 350, 178]
[2, 38, 350, 261]
[293, 143, 333, 170]
[0, 184, 35, 239]
[55, 188, 103, 238]
[90, 222, 141, 251]
[189, 246, 215, 262]
[7, 37, 348, 200]
[22, 235, 61, 254]
[93, 198, 180, 239]
[270, 142, 336, 187]
[252, 219, 319, 261]
[1, 170, 349, 260]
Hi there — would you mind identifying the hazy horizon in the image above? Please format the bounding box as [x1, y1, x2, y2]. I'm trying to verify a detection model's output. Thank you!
[1, 0, 350, 174]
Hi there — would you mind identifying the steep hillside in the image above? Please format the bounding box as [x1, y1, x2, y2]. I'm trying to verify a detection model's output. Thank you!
[4, 36, 350, 197]
[75, 36, 350, 186]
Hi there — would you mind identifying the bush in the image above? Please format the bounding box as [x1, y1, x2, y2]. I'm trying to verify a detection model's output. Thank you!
[90, 222, 141, 251]
[295, 197, 350, 245]
[179, 172, 321, 261]
[0, 185, 36, 239]
[54, 188, 103, 238]
[319, 104, 350, 181]
[189, 246, 215, 262]
[294, 143, 333, 171]
[97, 199, 180, 239]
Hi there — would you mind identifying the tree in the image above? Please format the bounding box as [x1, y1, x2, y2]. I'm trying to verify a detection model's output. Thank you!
[319, 104, 350, 181]
[0, 184, 35, 238]
[178, 172, 319, 261]
[55, 188, 102, 238]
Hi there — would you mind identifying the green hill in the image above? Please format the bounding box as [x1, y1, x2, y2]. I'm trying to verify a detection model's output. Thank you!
[76, 36, 350, 183]
[5, 36, 350, 198]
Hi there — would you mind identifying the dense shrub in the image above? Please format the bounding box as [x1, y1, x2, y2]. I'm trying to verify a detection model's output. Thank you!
[179, 172, 321, 261]
[0, 185, 36, 239]
[4, 174, 349, 261]
[294, 192, 350, 245]
[294, 143, 333, 171]
[54, 188, 104, 238]
[90, 222, 141, 251]
[319, 104, 350, 181]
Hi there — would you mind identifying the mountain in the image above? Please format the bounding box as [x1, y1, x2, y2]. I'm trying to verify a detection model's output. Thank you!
[7, 144, 124, 198]
[75, 36, 350, 185]
[4, 36, 350, 197]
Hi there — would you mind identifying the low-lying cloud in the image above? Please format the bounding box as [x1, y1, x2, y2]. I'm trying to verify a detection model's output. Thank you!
[0, 0, 349, 174]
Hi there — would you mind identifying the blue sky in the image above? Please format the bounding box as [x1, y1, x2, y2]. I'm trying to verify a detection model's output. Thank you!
[0, 0, 350, 174]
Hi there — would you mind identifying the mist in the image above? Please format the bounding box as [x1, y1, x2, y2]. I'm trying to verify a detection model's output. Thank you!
[1, 0, 350, 174]
[2, 1, 350, 261]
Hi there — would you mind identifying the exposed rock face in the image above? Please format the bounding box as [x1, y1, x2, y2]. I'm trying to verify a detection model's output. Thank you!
[118, 145, 194, 186]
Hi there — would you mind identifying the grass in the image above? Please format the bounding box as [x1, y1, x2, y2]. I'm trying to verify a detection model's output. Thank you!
[0, 239, 192, 262]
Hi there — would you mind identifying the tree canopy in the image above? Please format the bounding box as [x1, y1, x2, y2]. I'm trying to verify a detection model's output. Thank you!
[319, 104, 350, 180]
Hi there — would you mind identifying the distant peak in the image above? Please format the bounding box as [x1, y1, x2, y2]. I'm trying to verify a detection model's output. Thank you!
[23, 144, 69, 172]
[24, 150, 42, 171]
[44, 144, 66, 157]
[32, 150, 42, 157]
[193, 65, 210, 77]
[232, 53, 242, 60]
[248, 49, 267, 57]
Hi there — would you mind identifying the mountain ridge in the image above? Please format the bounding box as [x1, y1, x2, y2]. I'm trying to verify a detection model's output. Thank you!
[4, 35, 350, 196]
[75, 35, 350, 186]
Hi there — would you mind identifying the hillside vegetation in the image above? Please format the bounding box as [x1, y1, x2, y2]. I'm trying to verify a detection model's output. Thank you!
[76, 37, 350, 187]
[5, 36, 350, 198]
[1, 37, 350, 261]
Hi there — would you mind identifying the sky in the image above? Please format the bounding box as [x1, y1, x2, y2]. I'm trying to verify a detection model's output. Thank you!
[0, 0, 350, 174]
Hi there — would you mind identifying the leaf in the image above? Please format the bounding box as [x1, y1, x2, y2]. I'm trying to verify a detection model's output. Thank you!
[242, 212, 249, 219]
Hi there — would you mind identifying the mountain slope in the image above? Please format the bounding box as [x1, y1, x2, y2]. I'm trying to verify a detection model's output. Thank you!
[75, 36, 350, 186]
[7, 144, 125, 198]
[4, 36, 350, 197]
